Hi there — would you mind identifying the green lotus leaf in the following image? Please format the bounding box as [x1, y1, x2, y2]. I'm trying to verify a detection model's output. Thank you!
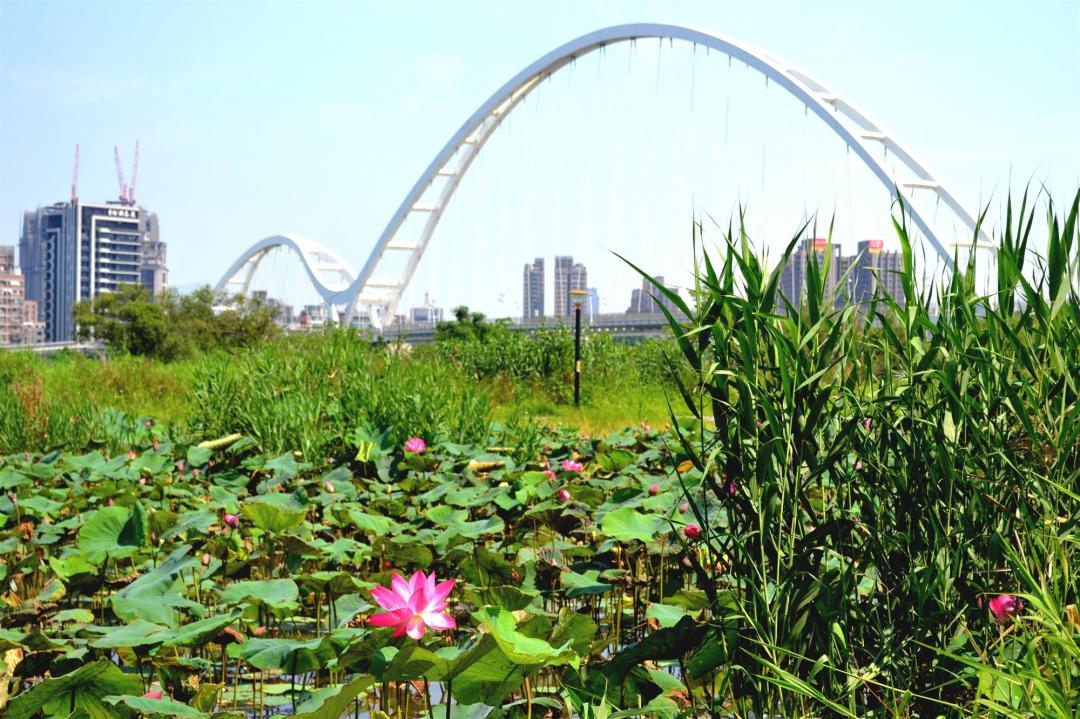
[241, 495, 307, 533]
[77, 505, 146, 565]
[89, 619, 170, 649]
[5, 658, 141, 719]
[105, 694, 204, 717]
[228, 637, 334, 673]
[161, 611, 242, 647]
[561, 569, 611, 598]
[600, 507, 663, 543]
[477, 607, 579, 667]
[218, 579, 299, 609]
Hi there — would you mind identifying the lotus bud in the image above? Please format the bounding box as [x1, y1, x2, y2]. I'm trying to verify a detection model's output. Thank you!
[683, 523, 701, 540]
[324, 481, 335, 493]
[679, 502, 690, 513]
[989, 594, 1022, 623]
[144, 690, 163, 699]
[138, 477, 146, 485]
[128, 450, 137, 460]
[558, 489, 572, 503]
[201, 552, 211, 566]
[648, 484, 660, 496]
[107, 498, 114, 506]
[223, 513, 240, 529]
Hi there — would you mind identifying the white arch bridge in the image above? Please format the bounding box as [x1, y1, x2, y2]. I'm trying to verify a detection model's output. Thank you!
[215, 22, 989, 330]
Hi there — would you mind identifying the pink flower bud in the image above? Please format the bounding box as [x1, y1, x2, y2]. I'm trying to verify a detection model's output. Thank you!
[863, 417, 872, 430]
[201, 552, 211, 566]
[855, 460, 863, 471]
[192, 468, 200, 478]
[152, 440, 159, 452]
[107, 498, 114, 506]
[679, 502, 690, 513]
[223, 513, 240, 529]
[683, 523, 701, 540]
[543, 470, 557, 483]
[324, 481, 335, 493]
[988, 594, 1022, 623]
[143, 690, 163, 699]
[128, 450, 137, 460]
[138, 477, 146, 485]
[558, 488, 572, 503]
[145, 420, 153, 428]
[252, 626, 267, 637]
[561, 459, 583, 473]
[648, 484, 660, 496]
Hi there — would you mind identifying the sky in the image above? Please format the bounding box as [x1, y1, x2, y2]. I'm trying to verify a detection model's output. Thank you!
[2, 0, 1078, 317]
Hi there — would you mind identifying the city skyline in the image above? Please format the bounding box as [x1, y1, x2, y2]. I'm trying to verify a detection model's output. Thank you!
[2, 2, 1076, 319]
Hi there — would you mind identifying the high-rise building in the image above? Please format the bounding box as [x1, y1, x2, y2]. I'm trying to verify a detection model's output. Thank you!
[777, 238, 842, 309]
[566, 262, 588, 316]
[21, 300, 44, 346]
[0, 252, 26, 346]
[847, 240, 905, 306]
[522, 257, 544, 319]
[19, 201, 167, 342]
[586, 287, 600, 318]
[552, 256, 574, 318]
[626, 275, 681, 315]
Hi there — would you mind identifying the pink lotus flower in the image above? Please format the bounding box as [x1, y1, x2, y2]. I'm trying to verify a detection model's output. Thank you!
[368, 571, 456, 639]
[107, 499, 114, 506]
[404, 437, 426, 454]
[201, 552, 211, 566]
[855, 460, 863, 471]
[558, 488, 572, 503]
[143, 690, 163, 699]
[223, 513, 240, 529]
[863, 417, 872, 430]
[324, 481, 335, 493]
[989, 594, 1022, 623]
[683, 523, 701, 540]
[128, 450, 137, 460]
[145, 420, 153, 428]
[138, 477, 146, 486]
[561, 459, 583, 472]
[648, 484, 660, 496]
[543, 469, 557, 482]
[679, 502, 690, 513]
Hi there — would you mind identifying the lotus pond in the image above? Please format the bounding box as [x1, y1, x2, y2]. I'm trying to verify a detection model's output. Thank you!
[1, 198, 1078, 718]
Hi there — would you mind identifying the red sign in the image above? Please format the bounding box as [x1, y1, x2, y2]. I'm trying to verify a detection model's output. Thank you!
[868, 239, 883, 253]
[813, 238, 827, 252]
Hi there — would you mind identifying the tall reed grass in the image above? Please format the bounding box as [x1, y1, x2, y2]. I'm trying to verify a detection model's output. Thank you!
[635, 191, 1078, 716]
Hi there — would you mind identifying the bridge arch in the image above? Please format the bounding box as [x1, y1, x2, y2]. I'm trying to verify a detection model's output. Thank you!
[219, 24, 988, 328]
[214, 234, 357, 311]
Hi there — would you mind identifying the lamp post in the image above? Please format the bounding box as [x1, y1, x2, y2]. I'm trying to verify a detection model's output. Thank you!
[569, 289, 588, 408]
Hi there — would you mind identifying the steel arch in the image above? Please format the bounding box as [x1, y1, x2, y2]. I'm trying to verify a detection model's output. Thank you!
[214, 234, 357, 306]
[339, 23, 987, 328]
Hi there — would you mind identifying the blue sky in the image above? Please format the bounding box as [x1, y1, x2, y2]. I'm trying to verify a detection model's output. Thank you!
[2, 1, 1077, 316]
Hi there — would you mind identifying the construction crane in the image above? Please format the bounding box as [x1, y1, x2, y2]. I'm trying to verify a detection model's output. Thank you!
[128, 141, 140, 206]
[114, 145, 128, 204]
[70, 144, 80, 204]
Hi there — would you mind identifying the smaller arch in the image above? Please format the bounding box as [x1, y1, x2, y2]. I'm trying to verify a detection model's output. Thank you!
[214, 234, 358, 314]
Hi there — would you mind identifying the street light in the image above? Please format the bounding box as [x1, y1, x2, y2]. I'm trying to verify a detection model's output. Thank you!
[569, 289, 588, 408]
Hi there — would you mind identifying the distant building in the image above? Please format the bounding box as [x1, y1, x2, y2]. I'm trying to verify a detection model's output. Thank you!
[0, 260, 25, 346]
[0, 246, 14, 273]
[21, 299, 45, 345]
[522, 257, 544, 319]
[779, 237, 905, 310]
[553, 256, 574, 318]
[586, 287, 600, 318]
[846, 240, 905, 306]
[627, 275, 681, 315]
[778, 238, 842, 309]
[19, 201, 167, 342]
[409, 305, 444, 324]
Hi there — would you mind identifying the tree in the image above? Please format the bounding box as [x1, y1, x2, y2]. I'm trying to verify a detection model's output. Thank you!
[73, 285, 281, 360]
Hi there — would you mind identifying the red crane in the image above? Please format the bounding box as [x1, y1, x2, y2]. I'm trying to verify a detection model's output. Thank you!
[114, 145, 128, 204]
[70, 144, 80, 204]
[128, 141, 140, 206]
